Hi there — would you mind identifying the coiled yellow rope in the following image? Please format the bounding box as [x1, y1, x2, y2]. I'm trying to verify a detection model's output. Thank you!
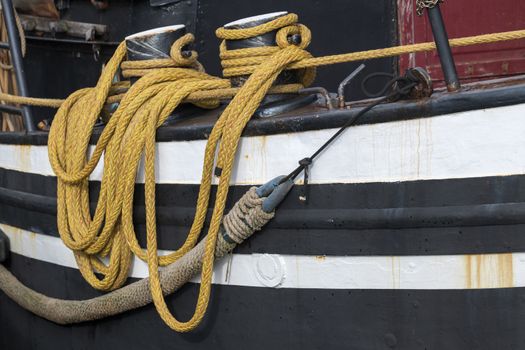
[7, 13, 525, 333]
[48, 33, 230, 317]
[46, 19, 316, 332]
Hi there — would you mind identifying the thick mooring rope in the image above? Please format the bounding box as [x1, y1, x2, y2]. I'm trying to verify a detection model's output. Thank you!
[2, 13, 525, 333]
[0, 187, 273, 324]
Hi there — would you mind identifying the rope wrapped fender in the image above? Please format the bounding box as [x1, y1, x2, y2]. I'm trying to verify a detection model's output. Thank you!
[0, 187, 276, 325]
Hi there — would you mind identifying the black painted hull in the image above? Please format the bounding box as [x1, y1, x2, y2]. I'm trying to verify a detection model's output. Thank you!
[2, 253, 525, 349]
[2, 80, 525, 349]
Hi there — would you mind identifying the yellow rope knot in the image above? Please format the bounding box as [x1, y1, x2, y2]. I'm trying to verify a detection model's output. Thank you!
[216, 13, 316, 87]
[120, 33, 204, 78]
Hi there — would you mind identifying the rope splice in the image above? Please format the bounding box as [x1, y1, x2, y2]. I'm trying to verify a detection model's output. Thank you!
[0, 178, 291, 324]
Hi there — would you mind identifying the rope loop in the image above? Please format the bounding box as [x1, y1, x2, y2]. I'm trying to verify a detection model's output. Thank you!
[169, 33, 199, 66]
[121, 33, 204, 78]
[276, 24, 311, 49]
[215, 13, 298, 40]
[217, 13, 316, 88]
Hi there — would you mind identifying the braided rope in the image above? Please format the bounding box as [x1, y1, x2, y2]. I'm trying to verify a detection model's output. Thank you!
[222, 187, 274, 244]
[3, 12, 525, 334]
[416, 0, 444, 16]
[215, 13, 298, 40]
[48, 34, 231, 331]
[120, 33, 205, 78]
[217, 14, 316, 85]
[47, 23, 307, 332]
[0, 189, 274, 325]
[144, 36, 312, 333]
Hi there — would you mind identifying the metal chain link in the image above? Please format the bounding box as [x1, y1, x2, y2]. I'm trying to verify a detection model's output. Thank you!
[416, 0, 444, 16]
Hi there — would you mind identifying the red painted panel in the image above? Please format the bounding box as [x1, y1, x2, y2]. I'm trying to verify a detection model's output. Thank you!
[398, 0, 525, 83]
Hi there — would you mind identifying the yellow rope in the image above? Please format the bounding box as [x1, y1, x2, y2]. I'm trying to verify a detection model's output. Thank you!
[289, 29, 525, 69]
[0, 92, 63, 107]
[3, 19, 525, 109]
[0, 82, 303, 107]
[216, 13, 525, 75]
[48, 34, 226, 327]
[17, 12, 525, 333]
[46, 23, 314, 331]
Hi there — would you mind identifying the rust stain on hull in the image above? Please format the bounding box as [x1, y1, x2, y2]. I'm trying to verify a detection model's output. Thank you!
[391, 256, 400, 289]
[466, 253, 513, 289]
[16, 144, 32, 172]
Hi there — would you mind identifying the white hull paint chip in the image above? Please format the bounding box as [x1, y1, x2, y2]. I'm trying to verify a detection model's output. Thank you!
[2, 223, 520, 290]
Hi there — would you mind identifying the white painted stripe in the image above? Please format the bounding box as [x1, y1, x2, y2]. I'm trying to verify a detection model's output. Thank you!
[2, 103, 525, 185]
[2, 223, 523, 290]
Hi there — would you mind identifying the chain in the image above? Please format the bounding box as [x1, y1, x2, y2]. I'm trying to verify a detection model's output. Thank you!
[416, 0, 444, 16]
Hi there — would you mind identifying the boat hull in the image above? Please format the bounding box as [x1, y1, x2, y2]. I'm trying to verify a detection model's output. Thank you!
[2, 101, 525, 349]
[3, 252, 525, 349]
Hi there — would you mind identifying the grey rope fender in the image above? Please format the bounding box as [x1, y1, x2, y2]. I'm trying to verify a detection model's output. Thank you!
[0, 179, 292, 325]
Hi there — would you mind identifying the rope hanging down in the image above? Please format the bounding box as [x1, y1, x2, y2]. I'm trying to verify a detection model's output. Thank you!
[0, 50, 419, 330]
[47, 16, 318, 333]
[48, 34, 233, 332]
[0, 183, 279, 325]
[2, 12, 525, 334]
[149, 20, 315, 332]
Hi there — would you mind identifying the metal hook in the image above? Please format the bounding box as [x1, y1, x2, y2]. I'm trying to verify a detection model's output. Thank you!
[337, 63, 366, 108]
[92, 44, 101, 62]
[298, 86, 334, 110]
